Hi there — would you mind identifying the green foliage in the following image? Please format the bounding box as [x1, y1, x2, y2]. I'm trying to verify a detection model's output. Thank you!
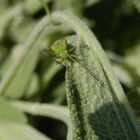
[0, 122, 51, 140]
[65, 35, 139, 139]
[0, 0, 140, 139]
[0, 98, 50, 140]
[131, 0, 140, 12]
[0, 98, 26, 123]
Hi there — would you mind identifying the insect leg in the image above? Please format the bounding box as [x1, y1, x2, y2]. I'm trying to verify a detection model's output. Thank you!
[53, 57, 66, 66]
[67, 54, 105, 88]
[69, 46, 76, 53]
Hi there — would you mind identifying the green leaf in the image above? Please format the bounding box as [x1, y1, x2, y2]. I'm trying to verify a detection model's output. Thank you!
[0, 15, 51, 98]
[50, 11, 140, 139]
[11, 100, 70, 126]
[0, 122, 51, 140]
[11, 100, 71, 140]
[0, 98, 26, 123]
[131, 0, 140, 12]
[0, 44, 39, 98]
[25, 73, 39, 98]
[53, 0, 84, 16]
[41, 62, 62, 90]
[51, 82, 66, 104]
[24, 0, 50, 15]
[86, 0, 101, 7]
[0, 98, 51, 140]
[0, 4, 22, 40]
[65, 35, 140, 140]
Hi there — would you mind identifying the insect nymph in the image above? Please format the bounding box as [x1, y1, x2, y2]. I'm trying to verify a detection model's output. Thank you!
[50, 39, 105, 88]
[50, 39, 70, 64]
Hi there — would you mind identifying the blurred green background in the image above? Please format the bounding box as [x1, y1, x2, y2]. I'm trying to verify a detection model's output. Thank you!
[0, 0, 140, 139]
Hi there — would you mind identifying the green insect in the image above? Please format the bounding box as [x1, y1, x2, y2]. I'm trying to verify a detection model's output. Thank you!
[50, 39, 105, 88]
[50, 39, 75, 65]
